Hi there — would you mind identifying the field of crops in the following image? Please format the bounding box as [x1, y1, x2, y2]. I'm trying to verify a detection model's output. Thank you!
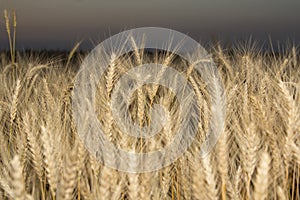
[0, 41, 299, 200]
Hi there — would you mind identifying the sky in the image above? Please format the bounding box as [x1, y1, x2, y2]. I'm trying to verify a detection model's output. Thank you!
[1, 0, 300, 50]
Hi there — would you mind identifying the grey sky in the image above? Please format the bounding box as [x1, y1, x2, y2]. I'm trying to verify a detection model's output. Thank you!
[1, 0, 300, 50]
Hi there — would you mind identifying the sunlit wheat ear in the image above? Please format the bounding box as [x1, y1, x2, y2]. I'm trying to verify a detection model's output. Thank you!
[191, 158, 206, 199]
[42, 78, 56, 110]
[56, 148, 78, 200]
[105, 53, 117, 97]
[73, 138, 87, 199]
[202, 154, 219, 200]
[159, 109, 173, 198]
[290, 142, 300, 165]
[41, 126, 58, 197]
[277, 186, 287, 200]
[0, 172, 13, 199]
[25, 65, 48, 81]
[24, 113, 44, 180]
[110, 171, 125, 200]
[6, 79, 20, 156]
[0, 147, 14, 198]
[276, 58, 289, 79]
[103, 168, 123, 200]
[140, 172, 159, 200]
[127, 173, 140, 200]
[10, 79, 20, 131]
[4, 9, 14, 64]
[9, 155, 33, 200]
[188, 74, 210, 144]
[179, 155, 192, 200]
[147, 52, 174, 103]
[291, 46, 298, 67]
[159, 165, 171, 199]
[78, 173, 92, 200]
[130, 36, 144, 65]
[4, 10, 11, 36]
[99, 166, 116, 200]
[279, 81, 300, 179]
[66, 42, 81, 69]
[253, 151, 271, 200]
[216, 130, 229, 200]
[130, 36, 146, 130]
[237, 122, 260, 195]
[216, 44, 234, 80]
[232, 165, 242, 200]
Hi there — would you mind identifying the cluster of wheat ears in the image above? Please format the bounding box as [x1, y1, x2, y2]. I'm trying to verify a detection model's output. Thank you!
[0, 10, 300, 200]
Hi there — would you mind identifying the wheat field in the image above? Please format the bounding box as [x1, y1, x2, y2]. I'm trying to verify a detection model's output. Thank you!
[0, 11, 300, 200]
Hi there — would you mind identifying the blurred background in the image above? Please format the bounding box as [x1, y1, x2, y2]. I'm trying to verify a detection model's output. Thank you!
[1, 0, 300, 51]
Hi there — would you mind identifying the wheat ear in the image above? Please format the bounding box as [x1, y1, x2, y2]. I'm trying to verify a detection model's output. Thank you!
[41, 126, 58, 197]
[202, 154, 219, 200]
[277, 186, 287, 200]
[9, 155, 31, 200]
[253, 151, 271, 200]
[10, 79, 20, 128]
[56, 148, 78, 200]
[24, 112, 44, 180]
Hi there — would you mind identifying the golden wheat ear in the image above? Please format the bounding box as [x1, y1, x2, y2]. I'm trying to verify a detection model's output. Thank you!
[0, 155, 33, 200]
[253, 151, 271, 200]
[3, 9, 17, 64]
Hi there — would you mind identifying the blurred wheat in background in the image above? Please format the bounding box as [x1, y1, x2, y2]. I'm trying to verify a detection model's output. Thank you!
[0, 10, 300, 200]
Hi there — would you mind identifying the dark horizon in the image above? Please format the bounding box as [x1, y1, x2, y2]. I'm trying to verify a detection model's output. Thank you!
[1, 0, 300, 51]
